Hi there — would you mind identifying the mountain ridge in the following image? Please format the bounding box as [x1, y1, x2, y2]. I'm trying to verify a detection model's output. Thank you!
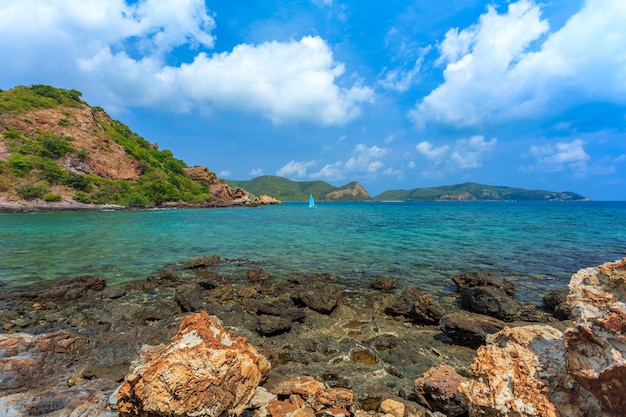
[227, 177, 588, 202]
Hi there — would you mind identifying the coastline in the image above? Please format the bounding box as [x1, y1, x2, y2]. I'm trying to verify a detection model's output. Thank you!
[0, 253, 588, 415]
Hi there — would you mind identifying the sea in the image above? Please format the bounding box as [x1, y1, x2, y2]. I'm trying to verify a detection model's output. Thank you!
[1, 201, 625, 304]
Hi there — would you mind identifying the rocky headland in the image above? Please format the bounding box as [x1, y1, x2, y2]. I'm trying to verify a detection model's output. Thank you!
[0, 257, 624, 416]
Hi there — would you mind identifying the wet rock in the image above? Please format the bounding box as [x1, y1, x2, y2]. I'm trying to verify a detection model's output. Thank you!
[412, 294, 445, 324]
[300, 283, 342, 314]
[248, 267, 272, 283]
[414, 363, 467, 417]
[384, 285, 422, 316]
[0, 275, 106, 302]
[117, 311, 271, 417]
[257, 314, 293, 336]
[542, 288, 573, 320]
[370, 277, 399, 291]
[181, 254, 222, 269]
[161, 267, 178, 281]
[439, 311, 506, 349]
[459, 286, 521, 321]
[246, 295, 295, 316]
[101, 285, 127, 299]
[451, 270, 515, 296]
[175, 283, 204, 312]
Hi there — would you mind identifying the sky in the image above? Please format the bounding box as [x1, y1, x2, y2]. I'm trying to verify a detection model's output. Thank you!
[1, 0, 625, 200]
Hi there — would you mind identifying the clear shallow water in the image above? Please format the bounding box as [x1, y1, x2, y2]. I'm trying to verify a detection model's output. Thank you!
[1, 201, 625, 303]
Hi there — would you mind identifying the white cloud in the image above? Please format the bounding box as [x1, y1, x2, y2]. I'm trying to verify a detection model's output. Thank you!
[450, 136, 498, 169]
[218, 170, 232, 177]
[523, 139, 590, 175]
[416, 142, 450, 160]
[416, 135, 497, 171]
[276, 160, 318, 178]
[277, 144, 391, 181]
[250, 168, 264, 177]
[410, 0, 626, 128]
[0, 1, 373, 125]
[379, 56, 425, 92]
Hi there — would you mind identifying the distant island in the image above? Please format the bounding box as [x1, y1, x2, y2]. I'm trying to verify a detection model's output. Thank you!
[0, 84, 588, 211]
[227, 176, 588, 202]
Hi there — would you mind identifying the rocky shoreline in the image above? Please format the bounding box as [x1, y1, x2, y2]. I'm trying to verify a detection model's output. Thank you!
[0, 256, 624, 416]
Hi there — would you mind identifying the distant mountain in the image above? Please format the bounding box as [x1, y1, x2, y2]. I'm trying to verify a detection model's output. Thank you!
[372, 182, 588, 201]
[225, 176, 370, 202]
[0, 85, 277, 210]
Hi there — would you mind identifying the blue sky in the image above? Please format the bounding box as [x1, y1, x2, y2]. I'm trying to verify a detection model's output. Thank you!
[1, 0, 625, 200]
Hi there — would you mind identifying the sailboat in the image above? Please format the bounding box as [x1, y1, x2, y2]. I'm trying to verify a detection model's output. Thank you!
[309, 193, 317, 208]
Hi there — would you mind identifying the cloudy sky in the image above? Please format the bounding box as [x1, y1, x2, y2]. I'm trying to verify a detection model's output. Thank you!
[1, 0, 625, 200]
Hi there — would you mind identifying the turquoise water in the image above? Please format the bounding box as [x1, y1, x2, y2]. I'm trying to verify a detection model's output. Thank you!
[1, 201, 625, 303]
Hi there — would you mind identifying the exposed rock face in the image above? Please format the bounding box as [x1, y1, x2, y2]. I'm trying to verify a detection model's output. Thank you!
[116, 311, 271, 417]
[1, 106, 142, 181]
[325, 182, 370, 201]
[459, 258, 626, 417]
[565, 258, 626, 415]
[459, 325, 569, 417]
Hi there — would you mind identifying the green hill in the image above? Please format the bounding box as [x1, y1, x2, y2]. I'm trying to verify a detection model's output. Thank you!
[372, 182, 588, 201]
[0, 85, 265, 209]
[225, 176, 370, 201]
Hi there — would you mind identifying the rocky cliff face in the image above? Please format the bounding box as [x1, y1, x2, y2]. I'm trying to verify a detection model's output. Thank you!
[325, 182, 370, 201]
[459, 258, 626, 417]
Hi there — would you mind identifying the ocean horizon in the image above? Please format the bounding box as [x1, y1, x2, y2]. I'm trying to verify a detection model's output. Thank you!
[2, 200, 625, 304]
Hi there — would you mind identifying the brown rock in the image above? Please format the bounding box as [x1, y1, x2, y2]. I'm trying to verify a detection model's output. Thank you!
[565, 258, 626, 416]
[370, 277, 399, 291]
[414, 363, 467, 416]
[458, 325, 565, 417]
[380, 398, 405, 417]
[451, 270, 515, 296]
[0, 330, 91, 394]
[439, 311, 506, 348]
[116, 311, 271, 417]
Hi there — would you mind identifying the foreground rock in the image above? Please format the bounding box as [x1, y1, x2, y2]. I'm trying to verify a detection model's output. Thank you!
[116, 311, 271, 416]
[459, 257, 626, 416]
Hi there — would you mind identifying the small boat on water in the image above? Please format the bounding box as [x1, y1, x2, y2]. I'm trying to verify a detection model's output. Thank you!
[309, 193, 317, 208]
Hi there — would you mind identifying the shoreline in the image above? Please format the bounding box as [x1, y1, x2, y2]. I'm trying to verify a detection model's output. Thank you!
[0, 253, 575, 415]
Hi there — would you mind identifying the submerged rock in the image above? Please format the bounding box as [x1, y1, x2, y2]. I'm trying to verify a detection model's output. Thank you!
[116, 311, 271, 417]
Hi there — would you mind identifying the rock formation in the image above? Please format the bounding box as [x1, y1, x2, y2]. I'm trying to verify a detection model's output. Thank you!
[458, 258, 626, 417]
[116, 311, 271, 417]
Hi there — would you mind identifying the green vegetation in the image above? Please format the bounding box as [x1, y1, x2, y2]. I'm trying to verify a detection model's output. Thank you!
[0, 85, 84, 114]
[372, 182, 587, 201]
[226, 176, 346, 201]
[0, 85, 215, 207]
